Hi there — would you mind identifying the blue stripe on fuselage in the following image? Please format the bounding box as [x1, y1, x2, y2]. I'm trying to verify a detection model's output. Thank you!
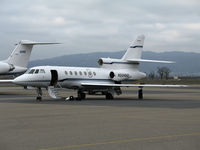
[130, 45, 143, 48]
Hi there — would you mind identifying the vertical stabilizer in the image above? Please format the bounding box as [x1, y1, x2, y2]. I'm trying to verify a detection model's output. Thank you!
[121, 35, 145, 61]
[5, 40, 60, 68]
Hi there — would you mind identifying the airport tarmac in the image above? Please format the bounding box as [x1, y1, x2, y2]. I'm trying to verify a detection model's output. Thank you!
[0, 86, 200, 150]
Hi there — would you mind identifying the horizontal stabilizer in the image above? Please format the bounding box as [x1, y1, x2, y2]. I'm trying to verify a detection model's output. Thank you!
[127, 59, 175, 63]
[19, 40, 61, 45]
[81, 83, 187, 88]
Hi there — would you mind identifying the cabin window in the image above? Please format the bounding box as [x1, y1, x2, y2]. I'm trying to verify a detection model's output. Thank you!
[93, 72, 96, 76]
[40, 69, 45, 74]
[74, 71, 78, 75]
[69, 71, 73, 75]
[84, 71, 87, 76]
[35, 69, 39, 74]
[28, 69, 35, 74]
[65, 71, 68, 75]
[88, 71, 92, 76]
[79, 71, 82, 75]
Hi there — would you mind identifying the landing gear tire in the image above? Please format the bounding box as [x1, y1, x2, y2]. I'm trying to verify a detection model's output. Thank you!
[138, 89, 143, 100]
[77, 91, 86, 101]
[80, 93, 86, 100]
[105, 93, 114, 100]
[36, 96, 42, 102]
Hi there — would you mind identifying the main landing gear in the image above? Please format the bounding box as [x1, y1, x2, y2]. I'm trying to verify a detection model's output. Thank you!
[105, 93, 114, 100]
[77, 91, 86, 101]
[66, 91, 86, 101]
[36, 88, 42, 102]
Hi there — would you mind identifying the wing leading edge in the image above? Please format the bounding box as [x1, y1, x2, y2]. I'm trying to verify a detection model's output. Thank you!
[0, 80, 13, 83]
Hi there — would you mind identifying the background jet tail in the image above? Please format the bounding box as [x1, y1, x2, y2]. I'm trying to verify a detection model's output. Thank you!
[121, 35, 145, 61]
[4, 40, 60, 68]
[99, 35, 174, 70]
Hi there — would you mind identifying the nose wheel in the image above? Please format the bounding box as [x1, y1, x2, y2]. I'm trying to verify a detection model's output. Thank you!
[36, 88, 42, 102]
[36, 96, 42, 101]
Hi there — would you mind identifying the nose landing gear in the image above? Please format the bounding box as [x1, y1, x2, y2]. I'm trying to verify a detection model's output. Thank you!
[36, 88, 42, 102]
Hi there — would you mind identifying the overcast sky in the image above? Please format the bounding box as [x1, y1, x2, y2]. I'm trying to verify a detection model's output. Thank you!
[0, 0, 200, 60]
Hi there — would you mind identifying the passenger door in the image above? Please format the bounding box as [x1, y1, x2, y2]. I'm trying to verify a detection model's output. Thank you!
[50, 70, 58, 86]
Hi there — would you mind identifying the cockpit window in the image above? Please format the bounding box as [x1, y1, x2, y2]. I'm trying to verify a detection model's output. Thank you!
[35, 69, 39, 74]
[28, 69, 35, 74]
[25, 69, 30, 74]
[40, 69, 45, 74]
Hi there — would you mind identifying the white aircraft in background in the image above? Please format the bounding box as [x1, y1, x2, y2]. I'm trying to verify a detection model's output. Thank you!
[0, 40, 59, 76]
[12, 35, 186, 101]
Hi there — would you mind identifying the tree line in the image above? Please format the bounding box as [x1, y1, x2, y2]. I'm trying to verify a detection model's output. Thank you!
[148, 67, 171, 79]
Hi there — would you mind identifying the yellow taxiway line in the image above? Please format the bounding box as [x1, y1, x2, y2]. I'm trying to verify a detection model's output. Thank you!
[39, 132, 200, 150]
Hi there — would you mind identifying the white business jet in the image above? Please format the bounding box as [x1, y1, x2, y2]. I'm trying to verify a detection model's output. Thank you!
[13, 35, 186, 101]
[0, 40, 59, 75]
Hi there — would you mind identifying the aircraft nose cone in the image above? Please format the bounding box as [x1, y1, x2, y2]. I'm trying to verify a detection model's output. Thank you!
[13, 76, 25, 85]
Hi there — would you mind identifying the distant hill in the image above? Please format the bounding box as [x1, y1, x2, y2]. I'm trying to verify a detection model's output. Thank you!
[29, 51, 200, 76]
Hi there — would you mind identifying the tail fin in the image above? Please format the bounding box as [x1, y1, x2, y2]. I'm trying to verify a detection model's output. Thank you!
[121, 35, 145, 61]
[5, 40, 60, 68]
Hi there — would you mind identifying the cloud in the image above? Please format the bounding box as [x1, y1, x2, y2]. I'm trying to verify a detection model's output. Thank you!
[0, 0, 200, 60]
[183, 23, 200, 30]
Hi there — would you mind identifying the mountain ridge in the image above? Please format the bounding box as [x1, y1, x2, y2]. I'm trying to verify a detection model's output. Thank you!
[29, 51, 200, 76]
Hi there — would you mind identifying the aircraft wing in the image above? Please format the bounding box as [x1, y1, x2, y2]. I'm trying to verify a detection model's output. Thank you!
[81, 83, 188, 88]
[0, 80, 13, 83]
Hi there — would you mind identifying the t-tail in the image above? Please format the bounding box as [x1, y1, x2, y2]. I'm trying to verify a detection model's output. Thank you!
[3, 40, 60, 74]
[98, 35, 174, 81]
[98, 34, 174, 70]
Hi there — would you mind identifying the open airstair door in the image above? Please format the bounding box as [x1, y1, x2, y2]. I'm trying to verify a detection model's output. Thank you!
[50, 70, 58, 86]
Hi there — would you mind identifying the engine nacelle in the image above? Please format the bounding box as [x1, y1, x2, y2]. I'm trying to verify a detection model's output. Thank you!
[98, 58, 122, 66]
[109, 70, 146, 81]
[0, 62, 15, 73]
[109, 71, 131, 81]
